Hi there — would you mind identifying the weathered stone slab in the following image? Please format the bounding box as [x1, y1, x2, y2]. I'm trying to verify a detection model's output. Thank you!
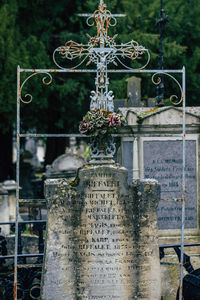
[41, 179, 78, 299]
[122, 141, 133, 183]
[45, 153, 85, 179]
[143, 140, 197, 230]
[41, 165, 161, 300]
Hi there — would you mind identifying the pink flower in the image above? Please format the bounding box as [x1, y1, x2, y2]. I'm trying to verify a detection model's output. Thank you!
[79, 120, 90, 134]
[109, 114, 121, 127]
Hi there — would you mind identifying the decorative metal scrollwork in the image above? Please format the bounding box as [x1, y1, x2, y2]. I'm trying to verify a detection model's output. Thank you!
[89, 136, 116, 163]
[86, 1, 117, 35]
[152, 72, 183, 105]
[52, 0, 150, 114]
[19, 72, 52, 104]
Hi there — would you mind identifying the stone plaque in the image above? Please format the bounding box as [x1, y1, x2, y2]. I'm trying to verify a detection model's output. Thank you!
[122, 141, 133, 183]
[41, 164, 161, 300]
[143, 140, 197, 230]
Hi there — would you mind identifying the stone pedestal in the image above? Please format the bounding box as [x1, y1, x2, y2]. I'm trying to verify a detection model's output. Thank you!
[41, 164, 161, 300]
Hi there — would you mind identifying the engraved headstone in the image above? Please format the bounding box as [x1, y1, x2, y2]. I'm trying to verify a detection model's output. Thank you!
[41, 164, 161, 300]
[143, 140, 197, 230]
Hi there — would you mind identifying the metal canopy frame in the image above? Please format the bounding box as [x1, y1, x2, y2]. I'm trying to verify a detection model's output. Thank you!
[13, 1, 188, 299]
[16, 67, 186, 300]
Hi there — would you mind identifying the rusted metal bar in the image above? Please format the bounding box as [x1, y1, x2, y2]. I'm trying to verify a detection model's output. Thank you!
[19, 68, 183, 73]
[77, 13, 126, 17]
[159, 243, 200, 249]
[17, 264, 42, 268]
[179, 66, 186, 300]
[19, 133, 86, 138]
[161, 197, 183, 202]
[0, 220, 46, 225]
[18, 199, 46, 203]
[0, 253, 43, 260]
[14, 65, 21, 300]
[18, 133, 184, 138]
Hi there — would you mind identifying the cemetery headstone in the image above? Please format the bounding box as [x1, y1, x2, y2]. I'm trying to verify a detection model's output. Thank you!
[119, 107, 200, 231]
[3, 180, 18, 222]
[25, 137, 39, 167]
[41, 165, 161, 300]
[143, 139, 197, 230]
[45, 153, 85, 179]
[126, 76, 142, 107]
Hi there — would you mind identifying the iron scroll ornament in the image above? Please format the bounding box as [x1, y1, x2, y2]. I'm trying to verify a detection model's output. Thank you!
[18, 0, 183, 109]
[53, 0, 150, 72]
[19, 72, 52, 104]
[152, 72, 183, 105]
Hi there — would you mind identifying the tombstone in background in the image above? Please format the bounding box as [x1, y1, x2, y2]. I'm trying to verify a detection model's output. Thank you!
[119, 106, 200, 231]
[41, 164, 161, 300]
[126, 76, 142, 107]
[0, 185, 9, 236]
[20, 151, 35, 199]
[45, 152, 85, 179]
[118, 106, 200, 299]
[143, 139, 197, 230]
[3, 180, 17, 222]
[25, 137, 40, 168]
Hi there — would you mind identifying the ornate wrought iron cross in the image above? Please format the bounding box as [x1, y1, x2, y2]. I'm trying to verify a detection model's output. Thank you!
[53, 0, 149, 112]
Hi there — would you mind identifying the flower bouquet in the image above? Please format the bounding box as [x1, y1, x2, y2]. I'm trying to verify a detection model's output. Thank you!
[79, 109, 125, 138]
[79, 109, 126, 161]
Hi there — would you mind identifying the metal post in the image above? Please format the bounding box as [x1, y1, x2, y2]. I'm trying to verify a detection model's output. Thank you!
[156, 0, 168, 106]
[14, 65, 21, 300]
[179, 66, 186, 300]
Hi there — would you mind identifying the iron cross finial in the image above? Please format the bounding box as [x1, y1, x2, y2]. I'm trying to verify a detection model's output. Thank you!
[53, 0, 149, 112]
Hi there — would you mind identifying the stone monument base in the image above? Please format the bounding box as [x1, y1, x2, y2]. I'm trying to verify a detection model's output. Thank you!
[41, 164, 161, 300]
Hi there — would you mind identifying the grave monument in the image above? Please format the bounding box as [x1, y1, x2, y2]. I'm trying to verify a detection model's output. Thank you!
[41, 1, 161, 299]
[119, 106, 200, 299]
[119, 106, 200, 231]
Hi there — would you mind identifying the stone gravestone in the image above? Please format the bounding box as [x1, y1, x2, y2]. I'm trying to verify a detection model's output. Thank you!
[3, 180, 18, 222]
[126, 76, 141, 107]
[41, 164, 161, 300]
[143, 140, 197, 230]
[45, 152, 85, 179]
